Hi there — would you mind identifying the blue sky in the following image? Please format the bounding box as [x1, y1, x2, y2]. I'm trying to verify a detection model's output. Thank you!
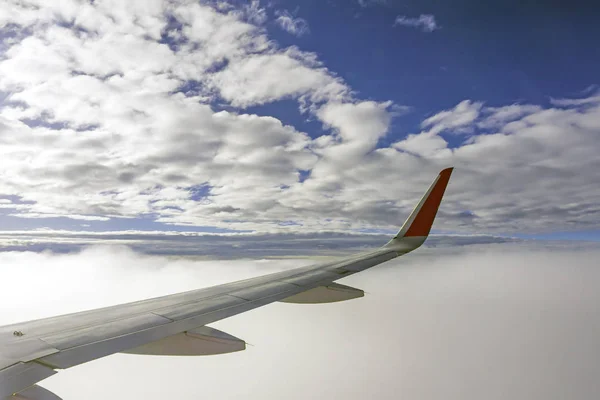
[0, 0, 599, 239]
[262, 0, 600, 142]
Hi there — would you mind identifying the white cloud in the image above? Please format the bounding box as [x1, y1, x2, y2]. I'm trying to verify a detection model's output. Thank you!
[477, 104, 542, 129]
[207, 50, 347, 107]
[275, 10, 310, 37]
[393, 130, 450, 158]
[237, 1, 268, 25]
[394, 14, 439, 32]
[1, 243, 600, 399]
[0, 0, 599, 236]
[421, 100, 483, 134]
[550, 91, 600, 106]
[8, 212, 110, 221]
[394, 100, 482, 157]
[357, 0, 388, 7]
[391, 97, 600, 233]
[315, 100, 393, 160]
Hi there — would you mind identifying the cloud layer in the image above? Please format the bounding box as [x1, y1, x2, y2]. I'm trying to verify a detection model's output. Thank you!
[0, 229, 523, 256]
[1, 243, 599, 399]
[0, 1, 599, 235]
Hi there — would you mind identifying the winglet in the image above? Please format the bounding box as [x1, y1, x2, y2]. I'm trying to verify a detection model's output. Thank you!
[387, 168, 453, 245]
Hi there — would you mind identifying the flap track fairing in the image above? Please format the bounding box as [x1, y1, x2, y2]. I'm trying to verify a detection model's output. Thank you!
[121, 326, 245, 356]
[280, 283, 364, 304]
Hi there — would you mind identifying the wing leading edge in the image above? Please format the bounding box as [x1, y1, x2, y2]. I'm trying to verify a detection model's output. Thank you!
[0, 168, 453, 399]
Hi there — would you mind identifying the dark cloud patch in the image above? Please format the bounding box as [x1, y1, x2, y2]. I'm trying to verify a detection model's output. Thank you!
[0, 230, 523, 257]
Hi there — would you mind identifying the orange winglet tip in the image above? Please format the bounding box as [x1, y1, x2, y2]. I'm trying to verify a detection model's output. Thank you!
[401, 167, 453, 238]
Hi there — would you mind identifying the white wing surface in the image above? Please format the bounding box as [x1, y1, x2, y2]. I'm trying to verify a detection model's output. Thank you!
[0, 168, 453, 399]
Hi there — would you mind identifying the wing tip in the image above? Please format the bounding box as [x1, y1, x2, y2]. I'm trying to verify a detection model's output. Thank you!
[390, 167, 454, 242]
[440, 166, 454, 176]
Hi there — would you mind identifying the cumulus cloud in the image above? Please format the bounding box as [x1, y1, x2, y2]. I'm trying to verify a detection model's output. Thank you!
[1, 243, 600, 399]
[315, 100, 393, 160]
[394, 14, 439, 32]
[0, 0, 385, 233]
[207, 50, 346, 107]
[275, 10, 310, 37]
[0, 0, 599, 236]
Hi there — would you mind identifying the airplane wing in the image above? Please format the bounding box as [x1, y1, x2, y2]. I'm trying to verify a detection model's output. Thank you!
[0, 168, 453, 399]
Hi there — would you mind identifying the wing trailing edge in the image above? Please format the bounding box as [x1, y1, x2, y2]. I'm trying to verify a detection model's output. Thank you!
[12, 384, 62, 400]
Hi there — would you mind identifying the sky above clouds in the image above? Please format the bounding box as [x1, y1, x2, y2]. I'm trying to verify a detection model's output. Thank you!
[0, 0, 598, 237]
